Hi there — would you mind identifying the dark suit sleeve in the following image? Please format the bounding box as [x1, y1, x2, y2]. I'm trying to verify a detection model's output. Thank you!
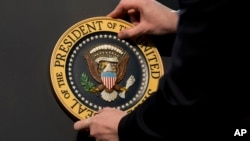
[118, 0, 249, 140]
[150, 34, 176, 57]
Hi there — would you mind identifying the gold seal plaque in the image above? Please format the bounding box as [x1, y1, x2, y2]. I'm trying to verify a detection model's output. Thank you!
[50, 16, 164, 120]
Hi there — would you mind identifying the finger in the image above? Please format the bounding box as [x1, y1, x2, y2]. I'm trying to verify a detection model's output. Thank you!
[107, 0, 138, 19]
[73, 118, 91, 131]
[107, 5, 127, 19]
[118, 24, 145, 39]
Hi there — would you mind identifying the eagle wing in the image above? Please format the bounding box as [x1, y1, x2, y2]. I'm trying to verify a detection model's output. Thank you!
[83, 53, 102, 83]
[116, 54, 129, 83]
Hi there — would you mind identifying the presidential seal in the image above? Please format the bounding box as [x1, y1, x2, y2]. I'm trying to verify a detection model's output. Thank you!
[50, 16, 164, 120]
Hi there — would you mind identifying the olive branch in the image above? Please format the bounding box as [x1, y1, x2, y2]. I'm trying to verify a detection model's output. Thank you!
[81, 72, 94, 92]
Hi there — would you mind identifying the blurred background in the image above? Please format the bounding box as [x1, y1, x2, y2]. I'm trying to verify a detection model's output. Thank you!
[0, 0, 178, 141]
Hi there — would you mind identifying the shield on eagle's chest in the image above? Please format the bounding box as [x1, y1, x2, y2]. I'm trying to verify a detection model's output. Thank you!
[101, 72, 117, 90]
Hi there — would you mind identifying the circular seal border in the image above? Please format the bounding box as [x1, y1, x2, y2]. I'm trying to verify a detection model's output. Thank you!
[50, 16, 164, 120]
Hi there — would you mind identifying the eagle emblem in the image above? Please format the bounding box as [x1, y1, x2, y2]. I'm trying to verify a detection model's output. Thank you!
[82, 44, 135, 102]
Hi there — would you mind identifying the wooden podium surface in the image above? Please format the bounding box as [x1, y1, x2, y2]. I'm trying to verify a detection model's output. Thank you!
[0, 0, 178, 141]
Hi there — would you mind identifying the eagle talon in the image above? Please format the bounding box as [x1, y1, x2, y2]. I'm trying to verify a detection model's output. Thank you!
[90, 87, 100, 93]
[120, 87, 127, 92]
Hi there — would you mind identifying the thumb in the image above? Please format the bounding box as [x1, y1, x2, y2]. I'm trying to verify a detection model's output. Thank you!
[73, 118, 91, 131]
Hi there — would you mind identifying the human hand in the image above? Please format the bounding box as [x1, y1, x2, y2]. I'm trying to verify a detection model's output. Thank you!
[74, 107, 127, 141]
[107, 0, 178, 39]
